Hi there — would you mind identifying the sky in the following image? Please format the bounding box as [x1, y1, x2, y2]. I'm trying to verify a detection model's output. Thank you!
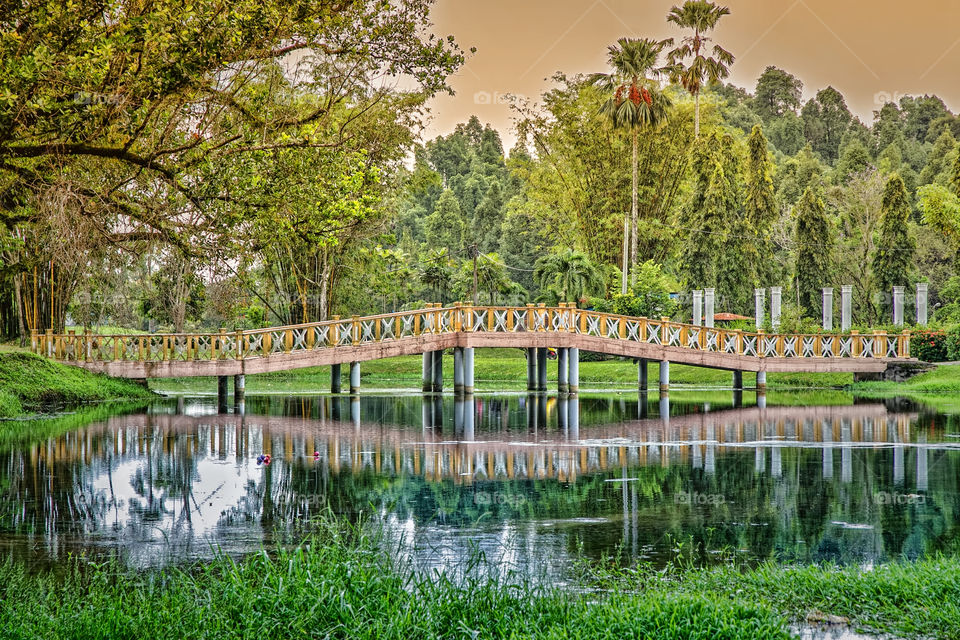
[423, 0, 960, 147]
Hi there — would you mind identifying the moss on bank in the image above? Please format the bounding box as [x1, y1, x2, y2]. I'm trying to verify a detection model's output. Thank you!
[0, 352, 154, 418]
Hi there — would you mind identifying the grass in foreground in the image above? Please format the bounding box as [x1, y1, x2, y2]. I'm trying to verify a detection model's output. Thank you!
[3, 519, 959, 639]
[0, 351, 154, 418]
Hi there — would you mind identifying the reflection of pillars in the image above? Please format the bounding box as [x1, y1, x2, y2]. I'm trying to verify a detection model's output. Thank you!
[351, 395, 360, 428]
[526, 394, 536, 433]
[692, 443, 702, 469]
[464, 347, 475, 394]
[568, 395, 579, 441]
[638, 359, 648, 392]
[421, 353, 432, 392]
[557, 347, 569, 393]
[176, 395, 185, 414]
[332, 363, 342, 394]
[537, 391, 548, 430]
[454, 396, 465, 438]
[732, 389, 743, 409]
[526, 348, 536, 391]
[421, 395, 431, 431]
[771, 447, 782, 478]
[659, 394, 670, 424]
[917, 436, 928, 492]
[842, 420, 852, 483]
[755, 447, 765, 474]
[331, 396, 342, 421]
[558, 395, 568, 436]
[217, 376, 228, 414]
[453, 347, 464, 395]
[822, 420, 833, 479]
[639, 392, 648, 419]
[432, 395, 443, 430]
[631, 483, 638, 555]
[432, 351, 443, 392]
[659, 360, 670, 395]
[568, 347, 579, 394]
[705, 423, 715, 475]
[349, 361, 360, 394]
[894, 442, 904, 486]
[757, 392, 767, 410]
[536, 347, 548, 392]
[464, 395, 475, 441]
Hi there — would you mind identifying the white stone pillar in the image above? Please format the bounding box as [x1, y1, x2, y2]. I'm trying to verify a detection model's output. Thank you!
[704, 288, 715, 328]
[453, 347, 464, 395]
[464, 347, 475, 394]
[770, 287, 782, 330]
[349, 361, 361, 394]
[568, 347, 580, 394]
[841, 285, 852, 332]
[893, 286, 905, 327]
[557, 347, 569, 393]
[421, 354, 432, 392]
[659, 360, 670, 394]
[754, 288, 765, 329]
[917, 283, 928, 326]
[822, 287, 834, 331]
[693, 290, 703, 326]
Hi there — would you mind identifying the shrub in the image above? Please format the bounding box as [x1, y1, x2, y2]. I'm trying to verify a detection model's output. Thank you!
[913, 329, 948, 362]
[946, 326, 960, 361]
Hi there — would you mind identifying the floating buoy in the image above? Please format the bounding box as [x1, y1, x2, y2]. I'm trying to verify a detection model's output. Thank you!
[263, 455, 271, 465]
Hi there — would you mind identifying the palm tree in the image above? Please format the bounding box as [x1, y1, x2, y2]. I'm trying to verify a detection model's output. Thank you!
[590, 38, 673, 294]
[419, 248, 453, 302]
[533, 249, 605, 306]
[666, 1, 735, 138]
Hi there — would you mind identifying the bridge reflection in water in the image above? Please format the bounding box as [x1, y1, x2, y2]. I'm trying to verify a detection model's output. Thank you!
[1, 394, 957, 578]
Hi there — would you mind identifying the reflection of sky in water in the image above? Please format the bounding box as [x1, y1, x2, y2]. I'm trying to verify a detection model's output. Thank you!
[1, 393, 959, 580]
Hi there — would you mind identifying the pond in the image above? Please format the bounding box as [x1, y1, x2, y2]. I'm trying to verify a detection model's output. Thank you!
[2, 392, 958, 584]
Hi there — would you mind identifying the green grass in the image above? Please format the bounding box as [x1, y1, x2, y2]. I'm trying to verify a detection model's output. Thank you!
[0, 351, 155, 418]
[4, 517, 960, 639]
[853, 363, 960, 393]
[151, 349, 852, 394]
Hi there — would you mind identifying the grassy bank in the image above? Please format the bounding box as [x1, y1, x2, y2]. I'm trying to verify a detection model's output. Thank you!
[1, 520, 957, 639]
[853, 362, 960, 393]
[151, 349, 852, 394]
[0, 352, 154, 418]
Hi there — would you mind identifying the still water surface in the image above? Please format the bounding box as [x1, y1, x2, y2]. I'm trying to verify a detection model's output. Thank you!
[2, 393, 958, 582]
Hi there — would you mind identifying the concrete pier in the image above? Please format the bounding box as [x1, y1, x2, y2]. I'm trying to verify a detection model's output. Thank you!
[233, 374, 245, 414]
[638, 358, 648, 392]
[756, 370, 767, 392]
[732, 370, 743, 390]
[464, 347, 475, 394]
[659, 360, 670, 395]
[421, 353, 432, 392]
[432, 350, 443, 392]
[349, 361, 360, 394]
[331, 363, 342, 394]
[453, 347, 464, 395]
[217, 376, 229, 414]
[526, 348, 537, 391]
[557, 347, 569, 393]
[568, 347, 579, 394]
[536, 347, 547, 392]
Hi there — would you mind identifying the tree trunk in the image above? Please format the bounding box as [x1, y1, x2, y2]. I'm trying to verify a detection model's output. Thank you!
[621, 216, 630, 295]
[694, 92, 700, 138]
[630, 128, 639, 285]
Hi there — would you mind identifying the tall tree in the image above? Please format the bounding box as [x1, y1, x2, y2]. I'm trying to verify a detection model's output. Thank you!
[753, 66, 803, 121]
[872, 174, 916, 312]
[533, 249, 604, 305]
[744, 125, 780, 287]
[801, 87, 854, 164]
[666, 0, 735, 138]
[590, 38, 673, 293]
[424, 189, 465, 255]
[793, 186, 832, 315]
[953, 144, 960, 197]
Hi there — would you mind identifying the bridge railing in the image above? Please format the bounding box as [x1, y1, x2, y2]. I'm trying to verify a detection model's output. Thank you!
[32, 303, 911, 363]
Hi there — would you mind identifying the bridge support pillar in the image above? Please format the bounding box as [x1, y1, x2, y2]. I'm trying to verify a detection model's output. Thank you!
[557, 347, 569, 393]
[526, 348, 537, 391]
[453, 347, 464, 395]
[217, 376, 228, 414]
[349, 361, 360, 395]
[732, 370, 743, 390]
[331, 363, 342, 394]
[234, 375, 245, 415]
[568, 347, 579, 394]
[756, 370, 767, 392]
[464, 347, 475, 394]
[536, 347, 548, 392]
[432, 350, 443, 392]
[422, 353, 432, 392]
[659, 360, 670, 396]
[638, 358, 648, 392]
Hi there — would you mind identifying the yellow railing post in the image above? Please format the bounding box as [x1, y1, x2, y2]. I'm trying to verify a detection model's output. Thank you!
[569, 304, 577, 333]
[874, 330, 884, 358]
[537, 303, 547, 332]
[352, 316, 360, 344]
[236, 330, 245, 359]
[453, 302, 462, 332]
[814, 334, 822, 357]
[639, 317, 647, 341]
[331, 315, 340, 345]
[618, 315, 626, 339]
[736, 330, 743, 355]
[850, 330, 860, 357]
[161, 334, 168, 361]
[463, 302, 473, 332]
[263, 332, 272, 356]
[579, 310, 588, 334]
[757, 330, 765, 358]
[661, 317, 670, 345]
[526, 303, 535, 331]
[138, 336, 145, 362]
[414, 310, 422, 336]
[114, 336, 120, 361]
[901, 329, 911, 357]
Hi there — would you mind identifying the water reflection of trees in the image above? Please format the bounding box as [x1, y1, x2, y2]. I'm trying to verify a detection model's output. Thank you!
[1, 395, 959, 570]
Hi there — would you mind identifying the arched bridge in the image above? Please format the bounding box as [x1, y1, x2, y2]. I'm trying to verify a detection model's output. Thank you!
[34, 303, 914, 395]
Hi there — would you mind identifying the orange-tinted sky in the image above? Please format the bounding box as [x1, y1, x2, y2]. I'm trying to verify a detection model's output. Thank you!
[425, 0, 960, 146]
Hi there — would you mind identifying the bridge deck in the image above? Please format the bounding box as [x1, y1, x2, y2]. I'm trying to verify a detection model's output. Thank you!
[33, 304, 913, 379]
